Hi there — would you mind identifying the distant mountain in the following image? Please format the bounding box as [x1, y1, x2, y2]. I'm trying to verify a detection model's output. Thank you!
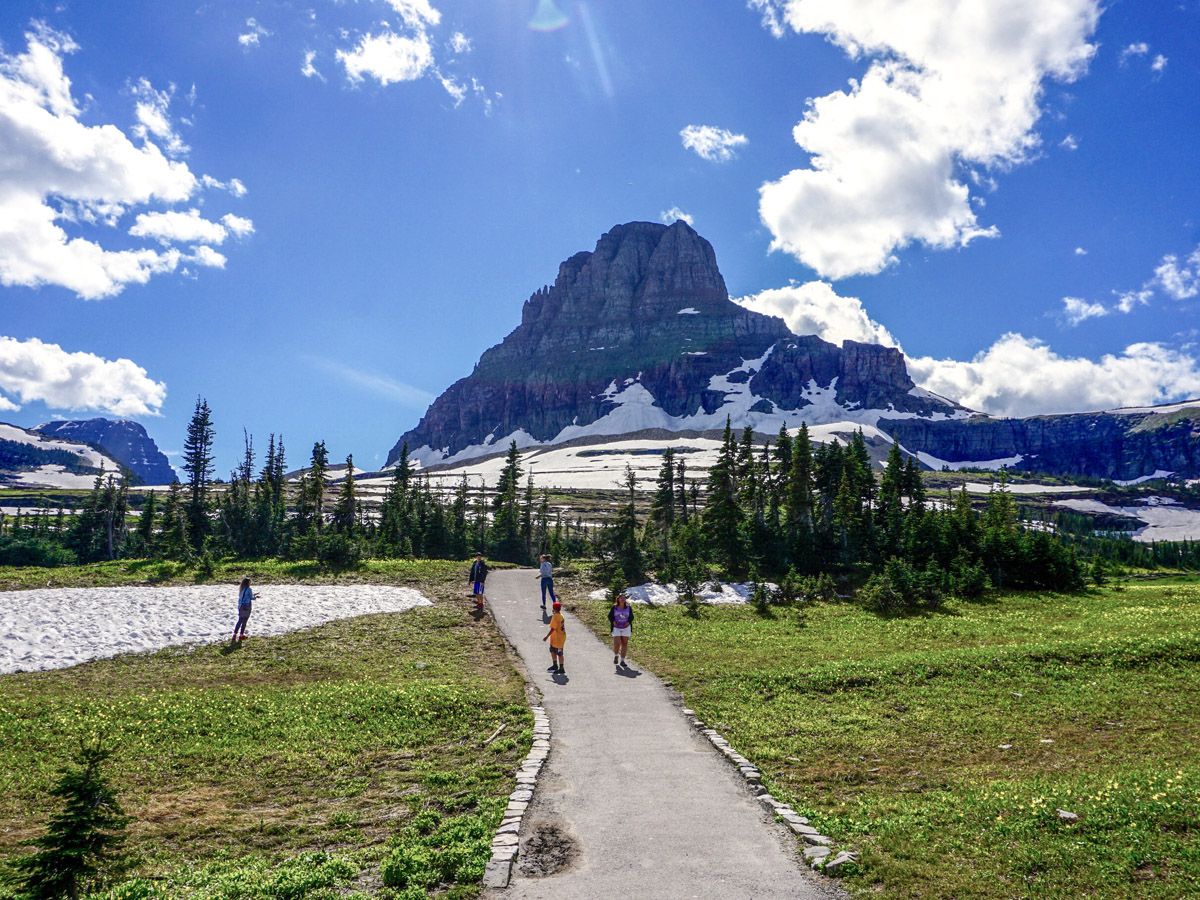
[34, 419, 176, 485]
[882, 401, 1200, 482]
[0, 422, 124, 489]
[388, 221, 965, 467]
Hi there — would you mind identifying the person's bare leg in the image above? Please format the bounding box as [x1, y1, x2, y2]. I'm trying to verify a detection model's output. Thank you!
[613, 636, 620, 663]
[618, 635, 629, 663]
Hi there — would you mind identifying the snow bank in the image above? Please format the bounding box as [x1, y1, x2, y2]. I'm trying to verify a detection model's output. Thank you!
[588, 581, 773, 606]
[1, 584, 432, 674]
[1054, 498, 1200, 543]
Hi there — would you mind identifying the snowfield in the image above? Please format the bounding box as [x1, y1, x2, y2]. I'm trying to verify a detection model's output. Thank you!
[588, 581, 772, 605]
[1054, 497, 1200, 542]
[0, 584, 432, 674]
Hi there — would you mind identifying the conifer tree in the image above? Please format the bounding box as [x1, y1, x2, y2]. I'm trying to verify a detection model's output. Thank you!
[135, 490, 157, 557]
[14, 739, 130, 900]
[703, 418, 746, 577]
[490, 441, 526, 562]
[332, 455, 359, 534]
[181, 397, 216, 551]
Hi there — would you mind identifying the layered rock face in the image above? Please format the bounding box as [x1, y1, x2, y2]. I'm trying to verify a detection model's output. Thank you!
[388, 221, 961, 466]
[881, 407, 1200, 480]
[35, 419, 176, 485]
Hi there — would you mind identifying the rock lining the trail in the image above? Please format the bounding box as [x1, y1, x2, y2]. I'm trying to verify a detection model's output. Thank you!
[682, 706, 855, 876]
[484, 705, 552, 888]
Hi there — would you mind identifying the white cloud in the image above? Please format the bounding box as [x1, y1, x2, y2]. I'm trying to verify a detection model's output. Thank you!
[238, 18, 271, 48]
[129, 209, 228, 245]
[0, 336, 166, 416]
[338, 29, 434, 85]
[387, 0, 441, 28]
[1061, 296, 1107, 326]
[1119, 42, 1149, 64]
[188, 245, 226, 269]
[200, 174, 248, 197]
[752, 279, 1200, 416]
[449, 32, 472, 54]
[130, 77, 187, 157]
[1116, 288, 1151, 313]
[306, 357, 434, 408]
[680, 124, 748, 162]
[660, 207, 694, 226]
[753, 0, 1100, 280]
[1152, 54, 1168, 73]
[1155, 245, 1200, 300]
[220, 213, 255, 238]
[0, 25, 249, 299]
[1074, 246, 1088, 256]
[1060, 134, 1078, 150]
[908, 334, 1200, 417]
[301, 50, 323, 80]
[735, 281, 899, 347]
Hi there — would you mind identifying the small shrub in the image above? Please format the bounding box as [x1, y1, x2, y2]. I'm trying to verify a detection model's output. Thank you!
[13, 739, 131, 900]
[860, 558, 943, 615]
[0, 537, 76, 567]
[316, 533, 364, 571]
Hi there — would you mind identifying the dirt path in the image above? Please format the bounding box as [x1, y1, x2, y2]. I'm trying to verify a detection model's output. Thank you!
[484, 569, 836, 899]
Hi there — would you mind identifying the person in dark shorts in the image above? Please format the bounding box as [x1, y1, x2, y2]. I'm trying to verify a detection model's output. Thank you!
[468, 552, 489, 611]
[232, 576, 257, 642]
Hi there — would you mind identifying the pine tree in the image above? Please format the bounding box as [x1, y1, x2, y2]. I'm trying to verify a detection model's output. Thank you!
[332, 455, 359, 534]
[606, 464, 644, 584]
[14, 739, 131, 900]
[135, 490, 157, 556]
[156, 482, 191, 562]
[490, 441, 526, 562]
[703, 418, 746, 577]
[181, 397, 216, 551]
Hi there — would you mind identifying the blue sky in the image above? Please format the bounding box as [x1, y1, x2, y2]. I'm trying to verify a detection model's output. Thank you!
[1, 0, 1198, 475]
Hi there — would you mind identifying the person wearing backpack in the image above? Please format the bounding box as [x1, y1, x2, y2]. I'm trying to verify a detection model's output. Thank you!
[608, 591, 634, 667]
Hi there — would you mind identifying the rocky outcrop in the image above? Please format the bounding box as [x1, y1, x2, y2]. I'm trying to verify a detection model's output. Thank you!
[881, 406, 1200, 480]
[35, 419, 176, 485]
[387, 221, 962, 465]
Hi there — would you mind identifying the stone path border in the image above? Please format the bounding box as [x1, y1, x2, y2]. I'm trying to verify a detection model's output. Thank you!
[681, 706, 860, 875]
[484, 705, 551, 888]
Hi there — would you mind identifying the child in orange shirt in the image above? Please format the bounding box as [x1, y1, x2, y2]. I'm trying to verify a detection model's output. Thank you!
[542, 601, 566, 675]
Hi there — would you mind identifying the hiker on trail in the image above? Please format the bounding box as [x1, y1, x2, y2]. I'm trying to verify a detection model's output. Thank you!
[469, 552, 489, 611]
[609, 591, 634, 667]
[543, 600, 566, 674]
[537, 554, 557, 611]
[232, 576, 257, 642]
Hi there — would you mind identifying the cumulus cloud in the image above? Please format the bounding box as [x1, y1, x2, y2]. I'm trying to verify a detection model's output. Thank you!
[1074, 246, 1088, 256]
[735, 281, 898, 347]
[1061, 296, 1107, 326]
[220, 213, 254, 238]
[449, 32, 472, 53]
[1060, 134, 1078, 150]
[753, 279, 1200, 416]
[338, 30, 434, 84]
[680, 124, 748, 162]
[1119, 42, 1149, 64]
[660, 207, 694, 226]
[301, 50, 323, 80]
[1115, 288, 1152, 314]
[908, 335, 1200, 417]
[0, 336, 166, 416]
[129, 78, 187, 156]
[752, 0, 1100, 280]
[0, 24, 250, 299]
[1152, 54, 1168, 73]
[238, 18, 271, 48]
[1155, 245, 1200, 300]
[129, 209, 227, 245]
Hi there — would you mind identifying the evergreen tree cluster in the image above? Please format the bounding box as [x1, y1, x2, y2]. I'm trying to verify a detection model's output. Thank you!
[621, 419, 1089, 609]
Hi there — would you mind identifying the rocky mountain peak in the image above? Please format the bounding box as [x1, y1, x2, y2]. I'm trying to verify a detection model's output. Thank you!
[386, 222, 964, 467]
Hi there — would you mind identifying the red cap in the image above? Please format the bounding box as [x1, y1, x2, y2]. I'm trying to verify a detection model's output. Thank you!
[552, 601, 562, 610]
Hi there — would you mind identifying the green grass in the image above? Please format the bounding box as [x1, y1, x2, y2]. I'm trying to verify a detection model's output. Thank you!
[0, 557, 502, 592]
[0, 563, 530, 899]
[572, 581, 1200, 898]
